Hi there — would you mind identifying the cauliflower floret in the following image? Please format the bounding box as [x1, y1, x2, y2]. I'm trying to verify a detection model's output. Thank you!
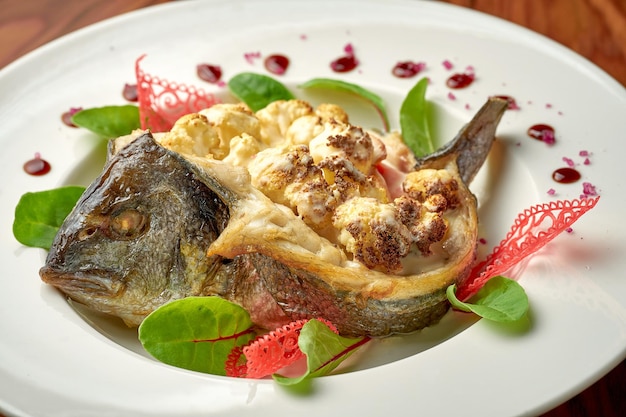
[318, 155, 389, 203]
[282, 103, 351, 147]
[333, 193, 450, 273]
[315, 103, 350, 124]
[394, 195, 448, 255]
[198, 103, 261, 138]
[222, 133, 262, 167]
[159, 113, 222, 158]
[309, 124, 386, 175]
[160, 103, 262, 160]
[285, 115, 325, 146]
[256, 100, 315, 146]
[403, 168, 460, 209]
[248, 146, 336, 231]
[333, 197, 413, 273]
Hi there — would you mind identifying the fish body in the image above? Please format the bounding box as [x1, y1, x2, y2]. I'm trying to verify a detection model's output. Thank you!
[40, 98, 507, 336]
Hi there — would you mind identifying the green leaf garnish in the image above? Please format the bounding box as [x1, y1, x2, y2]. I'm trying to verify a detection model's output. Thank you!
[273, 319, 369, 386]
[299, 78, 390, 131]
[72, 105, 140, 138]
[228, 72, 295, 111]
[12, 186, 85, 249]
[399, 77, 435, 157]
[138, 297, 256, 375]
[447, 276, 529, 322]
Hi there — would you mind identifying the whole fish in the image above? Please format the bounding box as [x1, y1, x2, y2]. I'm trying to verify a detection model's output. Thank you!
[40, 98, 507, 336]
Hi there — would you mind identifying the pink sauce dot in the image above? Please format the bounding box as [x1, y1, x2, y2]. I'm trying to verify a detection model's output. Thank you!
[122, 83, 138, 102]
[562, 157, 575, 167]
[446, 72, 475, 89]
[244, 52, 261, 64]
[23, 153, 51, 176]
[527, 124, 556, 145]
[391, 61, 425, 78]
[197, 64, 223, 83]
[582, 182, 598, 196]
[61, 107, 83, 128]
[552, 167, 581, 184]
[264, 54, 290, 75]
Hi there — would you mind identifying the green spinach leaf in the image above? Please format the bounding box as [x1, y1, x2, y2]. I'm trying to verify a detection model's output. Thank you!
[72, 105, 140, 138]
[138, 297, 256, 376]
[228, 72, 294, 111]
[447, 276, 529, 322]
[13, 186, 85, 249]
[399, 77, 435, 157]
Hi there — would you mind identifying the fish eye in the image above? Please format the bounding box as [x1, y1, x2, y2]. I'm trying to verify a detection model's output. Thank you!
[108, 209, 149, 240]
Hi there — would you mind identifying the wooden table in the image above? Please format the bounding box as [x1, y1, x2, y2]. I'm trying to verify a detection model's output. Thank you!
[1, 1, 625, 416]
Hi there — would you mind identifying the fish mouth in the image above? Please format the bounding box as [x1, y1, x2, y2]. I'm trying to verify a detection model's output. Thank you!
[39, 266, 125, 298]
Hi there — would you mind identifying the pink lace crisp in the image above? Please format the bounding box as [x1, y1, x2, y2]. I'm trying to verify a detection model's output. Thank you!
[456, 196, 600, 301]
[135, 55, 220, 132]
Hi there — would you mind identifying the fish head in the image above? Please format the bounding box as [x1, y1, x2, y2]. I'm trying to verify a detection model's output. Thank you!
[40, 133, 230, 326]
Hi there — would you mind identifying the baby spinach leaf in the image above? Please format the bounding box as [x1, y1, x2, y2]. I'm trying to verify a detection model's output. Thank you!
[72, 105, 140, 138]
[228, 72, 294, 111]
[274, 319, 369, 386]
[299, 78, 390, 131]
[138, 297, 256, 376]
[447, 276, 529, 322]
[399, 77, 435, 157]
[13, 186, 85, 249]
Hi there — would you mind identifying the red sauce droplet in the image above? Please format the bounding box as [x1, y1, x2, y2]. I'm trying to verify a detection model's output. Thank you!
[24, 154, 51, 176]
[552, 167, 581, 184]
[330, 55, 358, 73]
[122, 83, 138, 102]
[446, 73, 475, 89]
[392, 61, 425, 78]
[196, 64, 223, 83]
[527, 123, 556, 145]
[264, 54, 290, 75]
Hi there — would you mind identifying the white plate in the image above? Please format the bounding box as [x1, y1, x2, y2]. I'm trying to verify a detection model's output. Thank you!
[1, 0, 625, 416]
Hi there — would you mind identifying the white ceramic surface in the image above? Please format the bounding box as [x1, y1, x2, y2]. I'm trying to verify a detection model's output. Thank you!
[1, 1, 625, 416]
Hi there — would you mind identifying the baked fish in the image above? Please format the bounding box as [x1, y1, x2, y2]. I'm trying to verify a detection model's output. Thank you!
[40, 97, 507, 336]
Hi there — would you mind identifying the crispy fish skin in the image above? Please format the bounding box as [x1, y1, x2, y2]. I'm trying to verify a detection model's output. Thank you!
[40, 98, 507, 336]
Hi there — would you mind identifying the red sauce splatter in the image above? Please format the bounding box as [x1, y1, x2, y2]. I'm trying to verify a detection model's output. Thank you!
[122, 83, 138, 102]
[61, 107, 83, 128]
[492, 95, 520, 110]
[264, 54, 290, 75]
[392, 61, 425, 78]
[197, 64, 223, 83]
[446, 72, 474, 89]
[23, 153, 51, 176]
[527, 124, 556, 145]
[330, 43, 358, 73]
[552, 167, 581, 184]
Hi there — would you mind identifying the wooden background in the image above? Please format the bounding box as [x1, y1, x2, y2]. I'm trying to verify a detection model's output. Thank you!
[1, 0, 625, 416]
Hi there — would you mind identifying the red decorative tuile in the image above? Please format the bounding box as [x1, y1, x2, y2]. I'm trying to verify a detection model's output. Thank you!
[135, 55, 220, 132]
[456, 197, 600, 301]
[225, 319, 338, 378]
